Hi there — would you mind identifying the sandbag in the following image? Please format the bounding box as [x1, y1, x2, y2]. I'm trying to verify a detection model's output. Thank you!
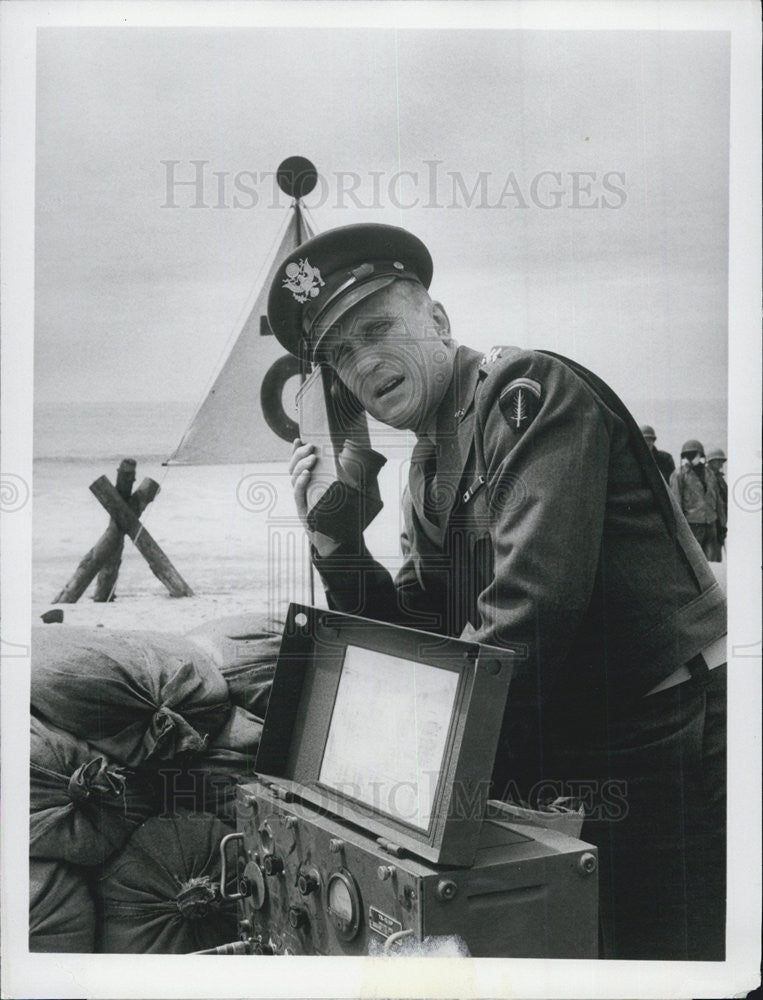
[186, 612, 281, 718]
[96, 813, 237, 953]
[156, 707, 262, 825]
[30, 717, 156, 865]
[30, 859, 96, 953]
[31, 626, 230, 767]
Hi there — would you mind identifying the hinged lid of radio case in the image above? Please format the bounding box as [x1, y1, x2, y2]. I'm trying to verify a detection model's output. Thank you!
[255, 603, 518, 868]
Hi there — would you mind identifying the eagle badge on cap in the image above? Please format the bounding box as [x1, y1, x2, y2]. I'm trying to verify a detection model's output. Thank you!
[282, 258, 325, 303]
[499, 377, 542, 433]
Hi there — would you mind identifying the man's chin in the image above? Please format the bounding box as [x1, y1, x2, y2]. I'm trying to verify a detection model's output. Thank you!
[368, 404, 419, 432]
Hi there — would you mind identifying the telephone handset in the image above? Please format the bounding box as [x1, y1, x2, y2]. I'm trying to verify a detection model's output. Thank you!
[296, 365, 387, 546]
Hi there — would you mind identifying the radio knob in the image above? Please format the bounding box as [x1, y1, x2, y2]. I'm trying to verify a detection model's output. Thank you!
[298, 871, 319, 896]
[377, 865, 396, 881]
[578, 852, 597, 875]
[288, 906, 308, 930]
[436, 878, 457, 901]
[263, 854, 284, 876]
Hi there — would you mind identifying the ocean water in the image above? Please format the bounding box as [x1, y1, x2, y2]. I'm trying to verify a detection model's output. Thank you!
[34, 400, 201, 464]
[33, 396, 727, 468]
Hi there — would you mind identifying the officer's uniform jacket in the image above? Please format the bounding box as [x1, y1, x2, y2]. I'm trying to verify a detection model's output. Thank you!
[313, 346, 727, 769]
[670, 464, 724, 527]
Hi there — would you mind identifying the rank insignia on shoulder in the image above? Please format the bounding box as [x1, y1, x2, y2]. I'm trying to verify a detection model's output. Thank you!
[481, 346, 504, 367]
[498, 377, 542, 433]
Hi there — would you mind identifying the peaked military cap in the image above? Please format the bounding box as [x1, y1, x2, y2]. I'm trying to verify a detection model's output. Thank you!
[267, 223, 433, 360]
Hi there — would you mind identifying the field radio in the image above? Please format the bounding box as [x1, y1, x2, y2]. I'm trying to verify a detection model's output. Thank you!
[217, 604, 599, 958]
[295, 365, 386, 546]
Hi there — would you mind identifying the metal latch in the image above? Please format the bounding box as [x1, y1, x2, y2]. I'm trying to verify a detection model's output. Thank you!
[376, 837, 405, 857]
[270, 783, 294, 802]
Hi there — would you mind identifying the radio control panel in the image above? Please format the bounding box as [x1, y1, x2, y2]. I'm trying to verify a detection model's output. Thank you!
[231, 779, 425, 955]
[223, 777, 599, 958]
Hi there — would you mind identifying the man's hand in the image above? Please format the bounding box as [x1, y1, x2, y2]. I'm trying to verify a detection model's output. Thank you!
[289, 438, 341, 557]
[289, 438, 318, 531]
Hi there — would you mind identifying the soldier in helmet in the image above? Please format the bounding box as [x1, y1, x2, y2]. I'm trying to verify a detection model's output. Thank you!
[269, 223, 727, 961]
[669, 440, 725, 561]
[639, 424, 676, 482]
[707, 447, 729, 546]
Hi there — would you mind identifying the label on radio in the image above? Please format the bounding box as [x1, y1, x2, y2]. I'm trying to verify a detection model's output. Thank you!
[368, 906, 402, 939]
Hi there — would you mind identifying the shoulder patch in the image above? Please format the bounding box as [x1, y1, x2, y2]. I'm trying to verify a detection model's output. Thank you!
[498, 377, 542, 433]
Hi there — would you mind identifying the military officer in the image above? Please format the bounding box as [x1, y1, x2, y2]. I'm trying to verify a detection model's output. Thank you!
[268, 223, 727, 961]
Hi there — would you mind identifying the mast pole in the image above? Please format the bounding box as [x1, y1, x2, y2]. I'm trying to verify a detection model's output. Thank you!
[293, 196, 316, 607]
[276, 159, 319, 609]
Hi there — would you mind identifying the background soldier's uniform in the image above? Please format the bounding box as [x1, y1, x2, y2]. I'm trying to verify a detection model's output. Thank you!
[650, 444, 676, 481]
[670, 462, 725, 562]
[313, 345, 727, 961]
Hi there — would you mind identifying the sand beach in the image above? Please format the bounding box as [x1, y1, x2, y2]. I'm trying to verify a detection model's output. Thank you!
[32, 454, 412, 635]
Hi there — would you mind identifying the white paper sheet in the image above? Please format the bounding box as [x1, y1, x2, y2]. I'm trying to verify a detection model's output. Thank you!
[319, 644, 459, 828]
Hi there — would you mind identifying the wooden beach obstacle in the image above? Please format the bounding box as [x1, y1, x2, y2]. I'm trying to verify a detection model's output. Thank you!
[53, 458, 193, 603]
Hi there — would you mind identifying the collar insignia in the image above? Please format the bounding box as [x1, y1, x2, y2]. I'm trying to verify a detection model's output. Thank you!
[481, 346, 504, 367]
[283, 258, 325, 303]
[499, 377, 542, 433]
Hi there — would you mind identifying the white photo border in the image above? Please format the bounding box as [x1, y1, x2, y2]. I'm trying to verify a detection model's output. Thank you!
[1, 2, 760, 998]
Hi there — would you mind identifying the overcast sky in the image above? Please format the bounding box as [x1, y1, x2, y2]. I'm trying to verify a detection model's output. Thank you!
[35, 27, 729, 417]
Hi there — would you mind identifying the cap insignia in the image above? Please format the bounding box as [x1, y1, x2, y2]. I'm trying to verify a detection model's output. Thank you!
[283, 258, 325, 303]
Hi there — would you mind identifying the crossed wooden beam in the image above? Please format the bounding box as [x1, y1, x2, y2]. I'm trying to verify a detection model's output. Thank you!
[54, 459, 193, 603]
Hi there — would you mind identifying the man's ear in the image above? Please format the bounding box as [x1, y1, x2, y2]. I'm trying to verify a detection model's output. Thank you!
[431, 300, 451, 341]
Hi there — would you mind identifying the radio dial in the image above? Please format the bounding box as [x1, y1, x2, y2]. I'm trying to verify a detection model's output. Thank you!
[243, 861, 267, 910]
[326, 869, 362, 941]
[263, 854, 284, 876]
[298, 871, 320, 896]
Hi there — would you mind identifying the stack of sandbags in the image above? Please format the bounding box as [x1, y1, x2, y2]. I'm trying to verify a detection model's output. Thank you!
[95, 813, 238, 953]
[185, 611, 283, 719]
[29, 624, 244, 954]
[30, 617, 283, 952]
[30, 859, 97, 953]
[29, 715, 159, 954]
[160, 706, 263, 826]
[30, 717, 157, 865]
[31, 627, 232, 767]
[148, 612, 283, 828]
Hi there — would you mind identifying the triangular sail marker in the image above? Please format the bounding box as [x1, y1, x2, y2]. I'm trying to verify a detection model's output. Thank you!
[167, 208, 314, 465]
